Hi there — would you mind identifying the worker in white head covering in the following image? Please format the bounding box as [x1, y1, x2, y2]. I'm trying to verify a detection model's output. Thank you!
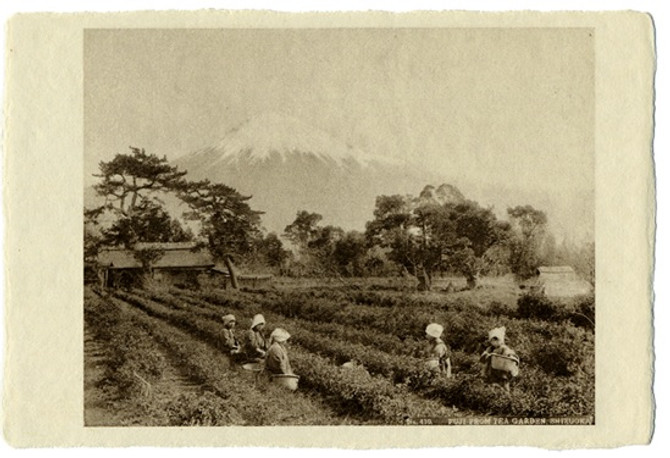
[221, 314, 241, 357]
[243, 313, 268, 362]
[488, 326, 506, 343]
[424, 323, 452, 377]
[265, 328, 294, 375]
[480, 326, 520, 392]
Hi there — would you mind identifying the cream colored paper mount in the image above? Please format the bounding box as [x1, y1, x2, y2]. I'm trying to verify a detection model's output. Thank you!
[3, 10, 655, 448]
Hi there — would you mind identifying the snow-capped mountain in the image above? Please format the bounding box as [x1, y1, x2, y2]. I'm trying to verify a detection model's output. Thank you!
[180, 111, 399, 169]
[84, 111, 589, 243]
[173, 112, 441, 233]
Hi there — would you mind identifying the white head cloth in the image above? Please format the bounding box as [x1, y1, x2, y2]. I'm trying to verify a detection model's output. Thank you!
[270, 328, 291, 343]
[222, 314, 236, 325]
[251, 314, 266, 329]
[488, 326, 506, 342]
[425, 323, 444, 338]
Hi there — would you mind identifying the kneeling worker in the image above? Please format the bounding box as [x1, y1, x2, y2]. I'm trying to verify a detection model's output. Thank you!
[244, 313, 268, 362]
[265, 328, 293, 375]
[221, 314, 242, 362]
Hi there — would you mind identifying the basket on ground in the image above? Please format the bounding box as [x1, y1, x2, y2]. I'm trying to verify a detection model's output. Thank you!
[242, 362, 264, 372]
[490, 354, 519, 375]
[271, 374, 300, 391]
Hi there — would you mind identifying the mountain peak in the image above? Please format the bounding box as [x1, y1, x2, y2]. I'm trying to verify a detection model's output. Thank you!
[170, 111, 441, 234]
[182, 111, 399, 168]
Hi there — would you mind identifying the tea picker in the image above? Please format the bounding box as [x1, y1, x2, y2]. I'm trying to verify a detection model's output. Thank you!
[266, 328, 300, 391]
[424, 323, 452, 378]
[221, 314, 243, 363]
[480, 326, 520, 392]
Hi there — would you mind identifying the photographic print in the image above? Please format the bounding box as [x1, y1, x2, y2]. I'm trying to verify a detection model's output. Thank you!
[83, 27, 596, 427]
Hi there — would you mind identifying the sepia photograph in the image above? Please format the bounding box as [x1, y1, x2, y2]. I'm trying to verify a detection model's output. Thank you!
[83, 27, 596, 426]
[2, 2, 660, 449]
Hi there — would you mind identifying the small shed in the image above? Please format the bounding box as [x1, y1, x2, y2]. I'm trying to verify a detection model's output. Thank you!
[532, 266, 593, 298]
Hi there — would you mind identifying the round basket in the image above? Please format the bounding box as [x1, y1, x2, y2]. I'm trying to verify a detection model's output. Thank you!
[242, 362, 264, 372]
[424, 358, 440, 371]
[490, 354, 519, 374]
[271, 374, 300, 391]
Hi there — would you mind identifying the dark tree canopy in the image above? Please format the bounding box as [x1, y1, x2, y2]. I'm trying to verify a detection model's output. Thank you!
[507, 205, 549, 279]
[87, 148, 262, 289]
[177, 179, 263, 261]
[282, 211, 370, 277]
[332, 231, 368, 276]
[366, 187, 510, 290]
[86, 147, 193, 249]
[283, 211, 324, 248]
[101, 198, 192, 248]
[441, 201, 511, 288]
[93, 146, 187, 217]
[508, 205, 548, 239]
[366, 195, 413, 245]
[255, 232, 291, 268]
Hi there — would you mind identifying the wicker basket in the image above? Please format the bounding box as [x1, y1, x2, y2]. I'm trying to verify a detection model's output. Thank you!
[490, 354, 519, 374]
[424, 358, 440, 371]
[271, 374, 300, 391]
[242, 362, 264, 372]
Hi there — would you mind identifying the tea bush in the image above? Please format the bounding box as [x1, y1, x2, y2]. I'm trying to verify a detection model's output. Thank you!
[110, 285, 594, 419]
[176, 288, 594, 417]
[116, 290, 450, 423]
[517, 293, 558, 321]
[487, 300, 516, 317]
[118, 294, 340, 425]
[105, 327, 167, 399]
[85, 291, 166, 400]
[566, 294, 595, 330]
[164, 392, 244, 426]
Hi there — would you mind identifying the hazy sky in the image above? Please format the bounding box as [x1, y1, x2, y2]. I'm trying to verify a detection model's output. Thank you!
[84, 28, 594, 241]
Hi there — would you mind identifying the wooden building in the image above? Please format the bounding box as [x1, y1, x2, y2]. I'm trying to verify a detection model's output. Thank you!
[95, 242, 274, 289]
[96, 242, 222, 289]
[528, 265, 593, 298]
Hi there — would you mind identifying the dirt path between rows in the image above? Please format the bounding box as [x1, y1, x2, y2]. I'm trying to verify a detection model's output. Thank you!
[84, 313, 203, 426]
[153, 348, 205, 396]
[84, 325, 117, 426]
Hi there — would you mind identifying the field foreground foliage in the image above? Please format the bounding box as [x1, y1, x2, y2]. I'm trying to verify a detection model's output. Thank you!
[84, 279, 594, 425]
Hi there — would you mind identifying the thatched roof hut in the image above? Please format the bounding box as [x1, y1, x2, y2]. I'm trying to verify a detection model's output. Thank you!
[533, 265, 593, 298]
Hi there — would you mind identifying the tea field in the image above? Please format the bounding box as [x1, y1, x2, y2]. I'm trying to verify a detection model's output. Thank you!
[84, 280, 594, 426]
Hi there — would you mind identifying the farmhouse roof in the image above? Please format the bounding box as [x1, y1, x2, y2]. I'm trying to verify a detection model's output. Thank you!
[134, 242, 199, 251]
[536, 266, 575, 274]
[97, 246, 214, 269]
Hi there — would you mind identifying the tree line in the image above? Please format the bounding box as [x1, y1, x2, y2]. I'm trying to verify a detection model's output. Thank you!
[85, 147, 594, 290]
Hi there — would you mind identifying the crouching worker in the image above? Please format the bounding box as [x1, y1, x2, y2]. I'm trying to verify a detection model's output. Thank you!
[221, 314, 243, 363]
[425, 323, 452, 378]
[480, 326, 519, 392]
[266, 328, 294, 375]
[244, 314, 268, 363]
[266, 328, 300, 391]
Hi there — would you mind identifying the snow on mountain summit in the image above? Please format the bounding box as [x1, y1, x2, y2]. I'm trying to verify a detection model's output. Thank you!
[172, 111, 439, 233]
[183, 111, 398, 168]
